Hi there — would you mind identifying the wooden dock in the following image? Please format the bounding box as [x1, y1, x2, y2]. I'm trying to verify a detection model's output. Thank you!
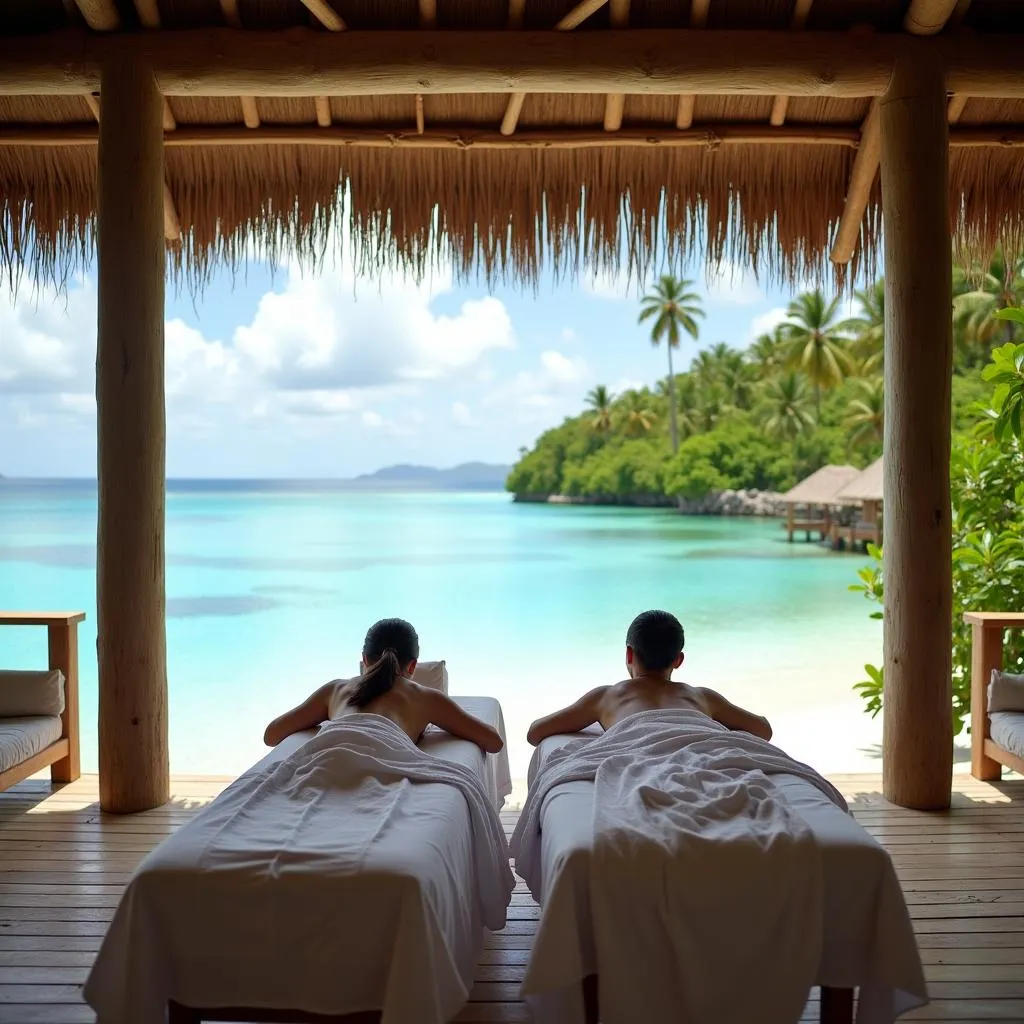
[0, 773, 1021, 1022]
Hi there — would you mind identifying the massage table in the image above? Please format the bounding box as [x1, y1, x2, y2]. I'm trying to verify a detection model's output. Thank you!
[84, 696, 512, 1024]
[519, 728, 928, 1024]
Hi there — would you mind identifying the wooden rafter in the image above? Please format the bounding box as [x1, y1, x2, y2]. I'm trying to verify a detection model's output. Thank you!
[218, 0, 241, 28]
[73, 0, 119, 31]
[3, 30, 1024, 98]
[241, 96, 260, 128]
[314, 96, 332, 127]
[947, 93, 969, 123]
[675, 0, 710, 129]
[419, 0, 437, 29]
[904, 0, 961, 35]
[769, 0, 814, 127]
[603, 0, 629, 132]
[132, 0, 161, 29]
[501, 0, 611, 136]
[831, 0, 963, 265]
[300, 0, 346, 31]
[80, 90, 181, 241]
[415, 94, 425, 134]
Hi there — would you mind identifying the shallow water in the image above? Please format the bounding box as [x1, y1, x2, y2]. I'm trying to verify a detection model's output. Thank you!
[0, 480, 885, 778]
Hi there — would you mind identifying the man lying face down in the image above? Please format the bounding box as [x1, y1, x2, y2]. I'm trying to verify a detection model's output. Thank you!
[263, 617, 504, 753]
[526, 609, 772, 746]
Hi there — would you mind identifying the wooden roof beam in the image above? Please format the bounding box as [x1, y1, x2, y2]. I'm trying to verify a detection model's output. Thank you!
[7, 123, 1024, 150]
[502, 0, 610, 137]
[769, 0, 814, 127]
[132, 0, 161, 29]
[300, 0, 346, 31]
[5, 30, 1024, 98]
[73, 0, 119, 31]
[218, 0, 241, 28]
[676, 0, 710, 129]
[315, 96, 332, 126]
[81, 89, 181, 241]
[240, 96, 260, 128]
[947, 93, 968, 122]
[904, 0, 961, 35]
[831, 0, 964, 265]
[603, 0, 629, 132]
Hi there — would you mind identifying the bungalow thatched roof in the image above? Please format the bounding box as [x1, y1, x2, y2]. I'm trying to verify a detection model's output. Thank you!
[782, 464, 861, 506]
[3, 1, 1024, 288]
[835, 457, 884, 503]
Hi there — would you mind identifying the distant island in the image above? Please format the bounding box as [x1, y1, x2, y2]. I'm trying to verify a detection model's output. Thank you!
[350, 462, 511, 491]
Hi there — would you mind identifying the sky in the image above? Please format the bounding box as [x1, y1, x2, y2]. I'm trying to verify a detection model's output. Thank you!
[0, 246, 806, 479]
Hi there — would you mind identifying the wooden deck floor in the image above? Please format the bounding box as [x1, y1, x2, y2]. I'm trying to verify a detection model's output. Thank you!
[0, 773, 1021, 1023]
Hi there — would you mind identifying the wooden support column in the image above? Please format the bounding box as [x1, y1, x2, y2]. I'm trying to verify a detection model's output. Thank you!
[48, 619, 82, 784]
[96, 56, 169, 814]
[879, 54, 953, 811]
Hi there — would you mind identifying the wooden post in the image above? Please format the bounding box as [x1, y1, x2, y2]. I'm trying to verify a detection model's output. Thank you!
[969, 621, 1002, 781]
[48, 621, 81, 783]
[96, 56, 169, 813]
[787, 503, 794, 542]
[879, 54, 953, 811]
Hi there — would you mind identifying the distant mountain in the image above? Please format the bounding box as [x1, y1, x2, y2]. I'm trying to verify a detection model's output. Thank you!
[350, 462, 511, 491]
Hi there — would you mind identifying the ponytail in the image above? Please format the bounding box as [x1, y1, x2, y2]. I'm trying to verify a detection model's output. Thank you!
[347, 648, 402, 709]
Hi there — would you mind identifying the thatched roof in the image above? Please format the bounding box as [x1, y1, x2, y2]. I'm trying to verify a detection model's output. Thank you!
[835, 457, 884, 503]
[782, 464, 861, 506]
[3, 1, 1024, 288]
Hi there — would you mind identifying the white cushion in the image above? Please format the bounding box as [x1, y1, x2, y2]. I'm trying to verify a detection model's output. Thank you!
[0, 716, 62, 773]
[0, 670, 65, 718]
[989, 670, 1024, 713]
[989, 712, 1024, 762]
[354, 660, 448, 694]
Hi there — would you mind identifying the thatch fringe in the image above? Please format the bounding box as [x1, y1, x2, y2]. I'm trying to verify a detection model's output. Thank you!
[3, 142, 884, 294]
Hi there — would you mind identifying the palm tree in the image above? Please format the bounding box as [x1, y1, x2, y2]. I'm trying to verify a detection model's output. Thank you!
[638, 275, 705, 452]
[585, 385, 614, 434]
[845, 377, 885, 451]
[842, 279, 885, 375]
[619, 390, 658, 438]
[747, 327, 787, 375]
[954, 250, 1024, 358]
[782, 289, 853, 419]
[760, 372, 816, 446]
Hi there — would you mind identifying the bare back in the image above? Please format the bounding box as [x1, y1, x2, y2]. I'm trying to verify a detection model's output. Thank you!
[596, 677, 710, 730]
[329, 676, 434, 743]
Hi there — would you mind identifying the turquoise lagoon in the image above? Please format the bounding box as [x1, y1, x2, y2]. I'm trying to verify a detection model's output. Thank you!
[0, 480, 885, 779]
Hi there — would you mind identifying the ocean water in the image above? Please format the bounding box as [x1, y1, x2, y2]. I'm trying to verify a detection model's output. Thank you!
[0, 480, 886, 779]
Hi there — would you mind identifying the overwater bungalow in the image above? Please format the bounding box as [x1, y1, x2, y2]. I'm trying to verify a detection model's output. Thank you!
[2, 1, 1024, 1021]
[833, 457, 884, 551]
[780, 464, 860, 543]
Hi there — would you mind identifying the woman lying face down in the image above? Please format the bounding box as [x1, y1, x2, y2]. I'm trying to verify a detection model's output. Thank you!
[525, 609, 773, 746]
[263, 617, 504, 753]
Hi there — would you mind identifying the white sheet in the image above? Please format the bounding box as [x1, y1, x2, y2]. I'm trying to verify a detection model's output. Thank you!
[512, 714, 928, 1024]
[84, 704, 515, 1024]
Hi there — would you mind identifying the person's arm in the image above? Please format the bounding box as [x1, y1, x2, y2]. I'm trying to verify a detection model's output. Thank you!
[263, 683, 335, 747]
[698, 687, 773, 741]
[425, 692, 504, 753]
[526, 687, 608, 746]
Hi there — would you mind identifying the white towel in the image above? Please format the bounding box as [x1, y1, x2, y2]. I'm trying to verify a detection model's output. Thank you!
[512, 709, 849, 1024]
[84, 714, 515, 1024]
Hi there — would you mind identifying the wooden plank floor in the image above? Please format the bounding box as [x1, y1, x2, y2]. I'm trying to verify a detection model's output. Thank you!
[0, 772, 1021, 1023]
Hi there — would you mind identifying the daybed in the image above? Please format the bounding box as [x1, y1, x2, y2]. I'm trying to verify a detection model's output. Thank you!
[0, 612, 83, 791]
[83, 670, 514, 1024]
[967, 611, 1024, 781]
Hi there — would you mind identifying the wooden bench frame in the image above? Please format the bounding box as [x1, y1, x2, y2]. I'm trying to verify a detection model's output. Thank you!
[0, 611, 84, 791]
[966, 611, 1024, 781]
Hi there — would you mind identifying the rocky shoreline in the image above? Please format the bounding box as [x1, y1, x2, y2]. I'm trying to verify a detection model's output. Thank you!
[512, 489, 785, 517]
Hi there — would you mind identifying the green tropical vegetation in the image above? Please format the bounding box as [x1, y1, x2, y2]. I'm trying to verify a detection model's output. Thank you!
[508, 256, 1010, 504]
[850, 325, 1024, 735]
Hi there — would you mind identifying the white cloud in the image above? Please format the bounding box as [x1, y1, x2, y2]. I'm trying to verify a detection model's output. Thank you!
[612, 376, 645, 395]
[234, 268, 514, 391]
[705, 262, 765, 306]
[451, 401, 474, 427]
[484, 349, 589, 419]
[747, 307, 789, 342]
[361, 410, 384, 428]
